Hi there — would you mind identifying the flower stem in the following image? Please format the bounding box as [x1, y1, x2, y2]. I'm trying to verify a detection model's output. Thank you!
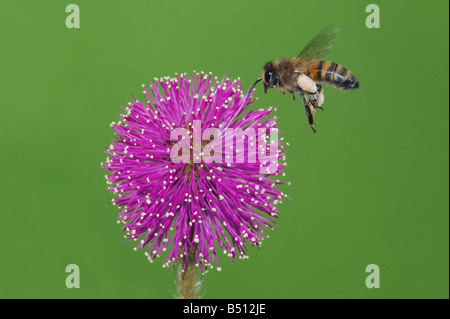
[178, 246, 199, 299]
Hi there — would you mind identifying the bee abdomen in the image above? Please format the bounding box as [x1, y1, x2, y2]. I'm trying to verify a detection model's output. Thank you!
[308, 61, 359, 90]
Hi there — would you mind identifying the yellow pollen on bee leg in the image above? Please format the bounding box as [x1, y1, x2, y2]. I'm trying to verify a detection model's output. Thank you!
[297, 74, 317, 93]
[318, 89, 325, 107]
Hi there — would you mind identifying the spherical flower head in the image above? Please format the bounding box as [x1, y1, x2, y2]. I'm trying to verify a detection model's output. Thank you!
[103, 72, 289, 273]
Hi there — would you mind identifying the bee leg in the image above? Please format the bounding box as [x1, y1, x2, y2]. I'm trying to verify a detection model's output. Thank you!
[308, 85, 324, 111]
[296, 87, 316, 133]
[317, 85, 324, 110]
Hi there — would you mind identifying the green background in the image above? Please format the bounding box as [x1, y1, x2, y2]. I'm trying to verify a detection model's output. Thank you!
[0, 0, 448, 299]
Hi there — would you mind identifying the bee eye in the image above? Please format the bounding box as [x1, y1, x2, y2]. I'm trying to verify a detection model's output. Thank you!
[265, 70, 273, 83]
[273, 76, 278, 86]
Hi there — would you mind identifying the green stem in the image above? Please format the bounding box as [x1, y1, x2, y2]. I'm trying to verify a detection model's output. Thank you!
[178, 246, 199, 299]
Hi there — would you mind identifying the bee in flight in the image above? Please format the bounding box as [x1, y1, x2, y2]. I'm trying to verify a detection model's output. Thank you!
[250, 25, 359, 133]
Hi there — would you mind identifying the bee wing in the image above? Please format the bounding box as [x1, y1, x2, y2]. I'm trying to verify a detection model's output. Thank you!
[296, 25, 339, 62]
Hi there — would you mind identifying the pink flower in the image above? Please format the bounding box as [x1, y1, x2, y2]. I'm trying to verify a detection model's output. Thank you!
[103, 72, 288, 273]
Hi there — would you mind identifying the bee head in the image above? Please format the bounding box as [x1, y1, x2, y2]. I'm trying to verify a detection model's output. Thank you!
[262, 61, 277, 93]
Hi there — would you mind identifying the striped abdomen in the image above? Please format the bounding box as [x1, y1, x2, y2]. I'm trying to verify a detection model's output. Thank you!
[305, 60, 359, 90]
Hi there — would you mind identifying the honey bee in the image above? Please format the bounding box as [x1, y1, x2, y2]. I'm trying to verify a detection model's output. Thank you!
[251, 25, 359, 133]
